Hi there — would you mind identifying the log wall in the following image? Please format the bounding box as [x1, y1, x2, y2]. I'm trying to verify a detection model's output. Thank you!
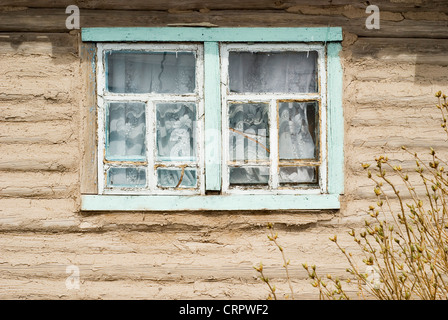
[1, 0, 448, 299]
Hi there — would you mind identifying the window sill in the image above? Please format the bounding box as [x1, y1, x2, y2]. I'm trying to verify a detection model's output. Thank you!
[80, 194, 340, 211]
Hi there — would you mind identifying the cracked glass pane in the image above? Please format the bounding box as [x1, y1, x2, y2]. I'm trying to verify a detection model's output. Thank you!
[228, 103, 269, 162]
[106, 51, 196, 94]
[229, 51, 317, 93]
[157, 167, 197, 188]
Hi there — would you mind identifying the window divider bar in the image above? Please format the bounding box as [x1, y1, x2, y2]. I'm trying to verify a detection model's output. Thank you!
[146, 99, 156, 192]
[204, 41, 222, 191]
[270, 99, 279, 190]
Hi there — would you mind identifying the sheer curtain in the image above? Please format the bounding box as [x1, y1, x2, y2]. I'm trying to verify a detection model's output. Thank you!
[228, 51, 318, 184]
[107, 51, 196, 94]
[107, 102, 146, 159]
[156, 102, 197, 188]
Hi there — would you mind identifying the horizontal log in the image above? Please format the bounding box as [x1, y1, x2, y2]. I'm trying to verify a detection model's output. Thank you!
[345, 159, 432, 175]
[350, 37, 448, 65]
[345, 81, 442, 106]
[348, 106, 441, 127]
[0, 8, 447, 38]
[1, 0, 446, 12]
[0, 171, 78, 198]
[0, 276, 360, 300]
[0, 198, 78, 229]
[0, 143, 78, 171]
[0, 101, 75, 122]
[0, 33, 77, 55]
[350, 182, 432, 201]
[351, 136, 447, 150]
[0, 262, 351, 284]
[345, 65, 448, 85]
[0, 121, 75, 144]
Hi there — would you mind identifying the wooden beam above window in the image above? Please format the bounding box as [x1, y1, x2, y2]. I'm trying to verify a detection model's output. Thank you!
[82, 27, 343, 43]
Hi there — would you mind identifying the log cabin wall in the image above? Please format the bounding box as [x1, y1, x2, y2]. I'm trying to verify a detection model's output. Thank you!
[0, 0, 447, 299]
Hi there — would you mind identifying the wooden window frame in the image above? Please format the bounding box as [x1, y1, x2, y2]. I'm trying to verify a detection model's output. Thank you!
[80, 27, 344, 211]
[220, 43, 327, 195]
[96, 43, 205, 196]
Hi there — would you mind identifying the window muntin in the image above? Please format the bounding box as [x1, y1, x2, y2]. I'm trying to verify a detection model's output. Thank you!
[97, 43, 204, 195]
[221, 43, 327, 194]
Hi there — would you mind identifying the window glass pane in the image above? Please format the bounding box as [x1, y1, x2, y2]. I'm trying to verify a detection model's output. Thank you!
[229, 166, 269, 185]
[278, 101, 318, 160]
[229, 51, 317, 93]
[279, 166, 317, 184]
[107, 167, 146, 187]
[106, 51, 196, 94]
[107, 102, 146, 160]
[156, 103, 197, 162]
[229, 103, 269, 161]
[157, 167, 197, 188]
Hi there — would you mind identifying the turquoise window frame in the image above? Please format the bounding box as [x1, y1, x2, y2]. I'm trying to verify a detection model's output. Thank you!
[80, 27, 344, 211]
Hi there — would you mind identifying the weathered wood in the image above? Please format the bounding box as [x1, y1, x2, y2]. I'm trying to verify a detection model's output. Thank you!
[81, 194, 341, 211]
[0, 143, 78, 172]
[1, 0, 447, 12]
[0, 229, 355, 299]
[0, 172, 78, 198]
[0, 121, 74, 144]
[79, 41, 98, 195]
[0, 102, 75, 122]
[351, 136, 447, 150]
[327, 42, 344, 195]
[0, 261, 348, 283]
[0, 278, 338, 300]
[0, 54, 77, 102]
[0, 8, 447, 38]
[204, 41, 221, 191]
[1, 0, 448, 302]
[350, 37, 448, 66]
[0, 32, 77, 55]
[82, 27, 343, 42]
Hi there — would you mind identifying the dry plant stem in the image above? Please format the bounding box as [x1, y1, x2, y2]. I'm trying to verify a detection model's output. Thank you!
[255, 264, 278, 300]
[396, 154, 448, 298]
[364, 147, 448, 298]
[372, 173, 430, 298]
[371, 166, 418, 298]
[260, 92, 448, 300]
[303, 91, 448, 300]
[267, 223, 295, 299]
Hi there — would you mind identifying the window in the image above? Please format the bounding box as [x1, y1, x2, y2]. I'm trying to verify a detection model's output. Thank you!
[81, 28, 343, 211]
